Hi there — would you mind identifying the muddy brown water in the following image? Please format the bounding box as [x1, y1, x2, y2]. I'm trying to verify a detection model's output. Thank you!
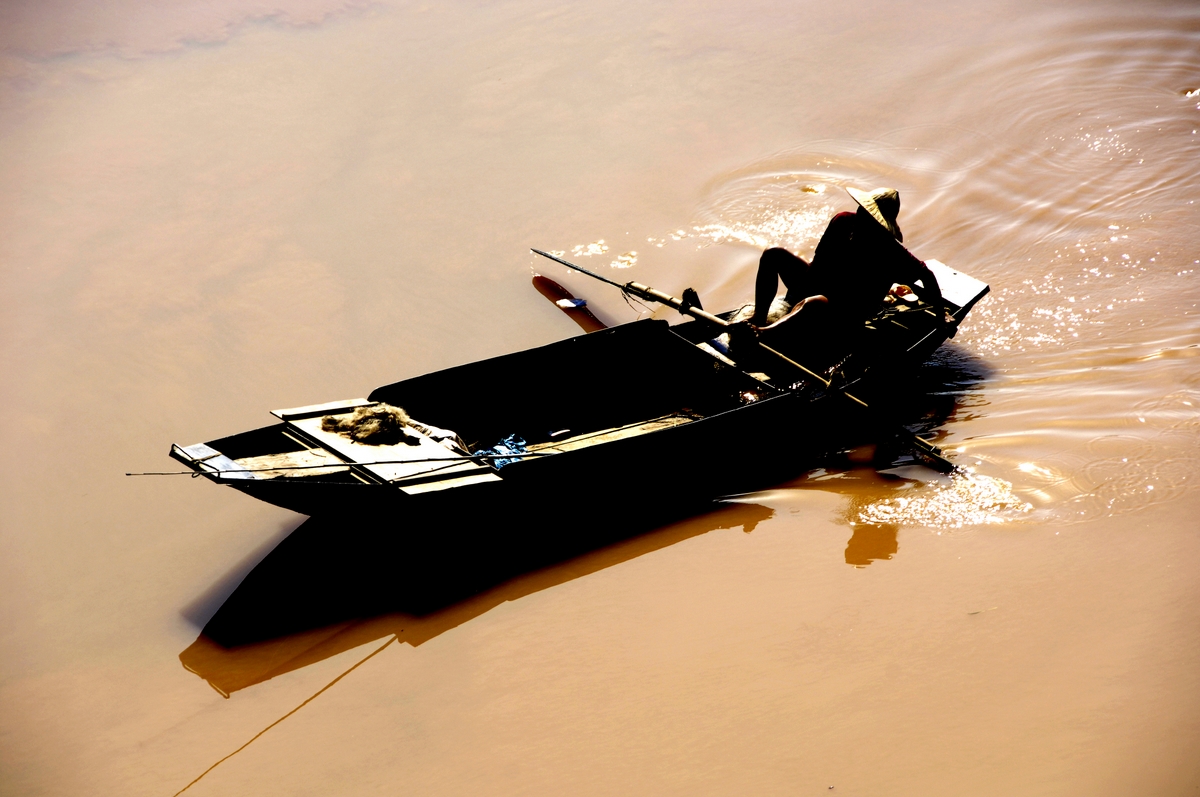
[2, 1, 1199, 794]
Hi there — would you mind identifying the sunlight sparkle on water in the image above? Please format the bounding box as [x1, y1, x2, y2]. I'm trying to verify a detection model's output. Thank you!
[571, 240, 609, 257]
[610, 251, 638, 268]
[1018, 461, 1055, 478]
[856, 473, 1033, 529]
[689, 201, 835, 252]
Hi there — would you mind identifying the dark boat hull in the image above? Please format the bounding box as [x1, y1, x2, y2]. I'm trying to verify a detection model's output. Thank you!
[171, 263, 990, 517]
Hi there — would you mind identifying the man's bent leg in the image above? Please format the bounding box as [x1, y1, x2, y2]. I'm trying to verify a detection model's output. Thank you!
[755, 248, 810, 326]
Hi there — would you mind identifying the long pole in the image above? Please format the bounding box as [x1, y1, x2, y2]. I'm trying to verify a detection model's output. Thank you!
[530, 248, 959, 473]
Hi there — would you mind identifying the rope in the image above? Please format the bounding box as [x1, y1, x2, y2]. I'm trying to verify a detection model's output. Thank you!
[172, 636, 397, 796]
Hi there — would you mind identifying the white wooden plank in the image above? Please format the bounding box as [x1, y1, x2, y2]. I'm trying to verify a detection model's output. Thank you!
[270, 398, 373, 421]
[926, 260, 989, 310]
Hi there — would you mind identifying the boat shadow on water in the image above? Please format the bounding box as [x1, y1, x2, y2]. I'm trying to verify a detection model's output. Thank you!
[180, 499, 775, 697]
[179, 342, 992, 698]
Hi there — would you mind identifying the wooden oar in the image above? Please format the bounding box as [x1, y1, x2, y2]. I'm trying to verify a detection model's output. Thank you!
[532, 273, 608, 332]
[530, 248, 960, 474]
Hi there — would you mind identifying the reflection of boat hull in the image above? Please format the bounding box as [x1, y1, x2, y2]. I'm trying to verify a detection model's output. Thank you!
[171, 264, 989, 516]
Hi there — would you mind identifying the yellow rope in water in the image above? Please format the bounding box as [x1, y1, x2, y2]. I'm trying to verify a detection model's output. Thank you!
[172, 635, 397, 796]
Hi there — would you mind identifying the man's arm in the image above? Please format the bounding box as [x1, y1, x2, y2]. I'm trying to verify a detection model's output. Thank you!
[889, 238, 943, 305]
[912, 260, 944, 305]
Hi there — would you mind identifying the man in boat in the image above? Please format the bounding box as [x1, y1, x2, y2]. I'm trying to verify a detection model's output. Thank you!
[729, 186, 945, 367]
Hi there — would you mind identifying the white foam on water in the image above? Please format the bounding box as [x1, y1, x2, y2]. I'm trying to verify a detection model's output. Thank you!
[855, 472, 1033, 530]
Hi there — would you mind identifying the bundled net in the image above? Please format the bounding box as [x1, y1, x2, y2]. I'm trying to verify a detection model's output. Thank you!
[321, 404, 412, 445]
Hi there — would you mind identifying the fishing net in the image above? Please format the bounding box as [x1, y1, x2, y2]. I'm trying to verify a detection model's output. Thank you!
[321, 403, 414, 445]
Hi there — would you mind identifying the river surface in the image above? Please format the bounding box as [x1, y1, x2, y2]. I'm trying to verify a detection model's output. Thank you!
[2, 0, 1199, 794]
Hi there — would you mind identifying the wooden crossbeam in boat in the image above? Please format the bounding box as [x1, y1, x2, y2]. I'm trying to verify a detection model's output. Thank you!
[525, 413, 699, 455]
[270, 398, 374, 421]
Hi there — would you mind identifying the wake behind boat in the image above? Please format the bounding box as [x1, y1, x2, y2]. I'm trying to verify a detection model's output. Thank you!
[166, 259, 988, 517]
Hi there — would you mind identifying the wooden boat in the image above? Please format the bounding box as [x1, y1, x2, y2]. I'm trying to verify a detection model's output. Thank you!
[169, 261, 989, 516]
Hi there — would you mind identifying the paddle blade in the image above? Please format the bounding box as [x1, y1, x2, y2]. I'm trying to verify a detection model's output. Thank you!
[532, 274, 608, 333]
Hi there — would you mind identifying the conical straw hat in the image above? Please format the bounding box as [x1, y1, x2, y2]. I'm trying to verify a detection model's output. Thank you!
[847, 186, 903, 242]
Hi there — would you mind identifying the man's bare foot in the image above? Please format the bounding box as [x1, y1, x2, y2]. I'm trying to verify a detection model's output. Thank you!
[726, 319, 760, 351]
